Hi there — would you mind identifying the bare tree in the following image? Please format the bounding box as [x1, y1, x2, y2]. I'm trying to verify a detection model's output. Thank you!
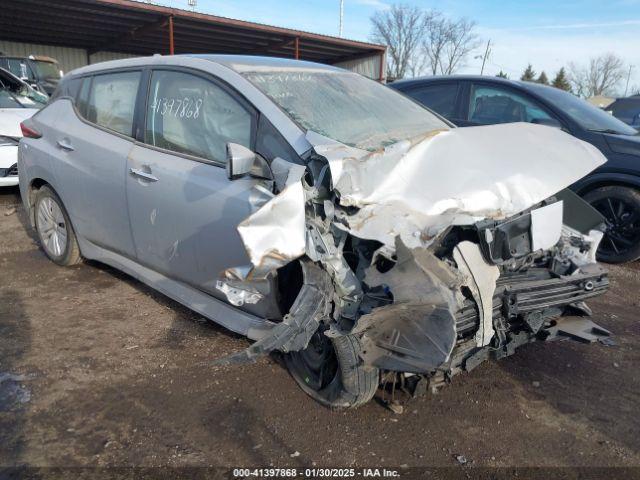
[569, 53, 626, 97]
[421, 14, 479, 75]
[370, 5, 479, 79]
[370, 4, 428, 79]
[441, 18, 479, 75]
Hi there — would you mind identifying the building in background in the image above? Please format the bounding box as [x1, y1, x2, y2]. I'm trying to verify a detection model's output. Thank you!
[0, 0, 386, 82]
[587, 95, 615, 109]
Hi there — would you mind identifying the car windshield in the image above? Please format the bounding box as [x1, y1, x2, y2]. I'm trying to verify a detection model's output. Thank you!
[32, 60, 61, 80]
[0, 83, 47, 109]
[243, 70, 448, 150]
[530, 84, 638, 135]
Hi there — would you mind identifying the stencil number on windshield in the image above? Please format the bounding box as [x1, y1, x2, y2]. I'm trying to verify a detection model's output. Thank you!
[150, 97, 203, 119]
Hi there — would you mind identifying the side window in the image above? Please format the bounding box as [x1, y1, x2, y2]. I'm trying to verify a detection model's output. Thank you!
[50, 77, 81, 102]
[6, 59, 31, 80]
[468, 84, 553, 125]
[76, 77, 91, 116]
[86, 71, 140, 136]
[145, 70, 254, 163]
[256, 114, 300, 165]
[406, 83, 459, 118]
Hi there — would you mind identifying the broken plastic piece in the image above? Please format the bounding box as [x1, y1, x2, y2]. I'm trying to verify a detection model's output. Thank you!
[453, 241, 500, 347]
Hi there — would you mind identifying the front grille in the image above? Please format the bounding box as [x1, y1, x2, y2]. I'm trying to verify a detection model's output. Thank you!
[456, 268, 609, 337]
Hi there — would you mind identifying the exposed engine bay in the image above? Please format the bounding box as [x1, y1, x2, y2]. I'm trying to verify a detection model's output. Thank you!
[216, 122, 611, 394]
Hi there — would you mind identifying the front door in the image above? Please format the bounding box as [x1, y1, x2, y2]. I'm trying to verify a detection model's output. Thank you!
[125, 68, 261, 299]
[461, 83, 559, 127]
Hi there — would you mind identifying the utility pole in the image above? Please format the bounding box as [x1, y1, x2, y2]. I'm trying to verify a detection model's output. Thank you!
[624, 65, 634, 97]
[339, 0, 344, 37]
[480, 39, 491, 75]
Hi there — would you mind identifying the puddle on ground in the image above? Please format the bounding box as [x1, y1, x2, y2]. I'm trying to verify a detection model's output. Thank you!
[0, 372, 32, 411]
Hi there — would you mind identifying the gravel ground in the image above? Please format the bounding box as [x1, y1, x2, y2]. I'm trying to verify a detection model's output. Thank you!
[1, 185, 639, 475]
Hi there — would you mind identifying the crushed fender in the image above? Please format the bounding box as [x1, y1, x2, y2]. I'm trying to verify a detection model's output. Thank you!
[212, 262, 332, 365]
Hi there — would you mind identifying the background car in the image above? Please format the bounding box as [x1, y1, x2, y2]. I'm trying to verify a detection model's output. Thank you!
[607, 95, 640, 128]
[0, 67, 47, 187]
[391, 75, 640, 263]
[0, 54, 63, 96]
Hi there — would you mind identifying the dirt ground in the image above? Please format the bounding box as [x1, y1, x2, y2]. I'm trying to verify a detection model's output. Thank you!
[1, 185, 639, 474]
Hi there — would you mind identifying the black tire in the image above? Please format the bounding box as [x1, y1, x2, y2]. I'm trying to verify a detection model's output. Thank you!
[34, 185, 82, 266]
[285, 328, 379, 409]
[583, 186, 640, 263]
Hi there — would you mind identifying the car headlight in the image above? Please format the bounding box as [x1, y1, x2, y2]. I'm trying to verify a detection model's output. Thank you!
[0, 136, 19, 146]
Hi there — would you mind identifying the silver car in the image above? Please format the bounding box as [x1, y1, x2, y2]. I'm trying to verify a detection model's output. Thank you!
[19, 55, 612, 408]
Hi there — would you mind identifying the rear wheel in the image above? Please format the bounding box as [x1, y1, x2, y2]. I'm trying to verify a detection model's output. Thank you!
[583, 186, 640, 263]
[285, 327, 379, 409]
[34, 186, 82, 266]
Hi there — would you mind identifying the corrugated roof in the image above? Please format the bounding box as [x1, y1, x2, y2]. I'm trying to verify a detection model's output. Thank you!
[0, 0, 385, 64]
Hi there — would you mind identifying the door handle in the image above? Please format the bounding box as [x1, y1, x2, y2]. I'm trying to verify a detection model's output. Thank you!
[56, 139, 74, 151]
[129, 167, 158, 182]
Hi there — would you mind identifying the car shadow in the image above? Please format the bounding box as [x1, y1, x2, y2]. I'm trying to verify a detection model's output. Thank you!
[0, 289, 32, 466]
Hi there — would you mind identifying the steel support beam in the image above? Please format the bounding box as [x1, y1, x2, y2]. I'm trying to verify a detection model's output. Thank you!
[169, 15, 174, 55]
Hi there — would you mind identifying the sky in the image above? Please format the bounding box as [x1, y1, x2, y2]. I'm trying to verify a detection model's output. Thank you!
[151, 0, 640, 92]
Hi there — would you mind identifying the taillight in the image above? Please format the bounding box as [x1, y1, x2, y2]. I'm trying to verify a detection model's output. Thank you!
[20, 122, 42, 139]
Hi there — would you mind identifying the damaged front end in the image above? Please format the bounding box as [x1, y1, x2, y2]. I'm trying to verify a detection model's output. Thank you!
[216, 122, 611, 401]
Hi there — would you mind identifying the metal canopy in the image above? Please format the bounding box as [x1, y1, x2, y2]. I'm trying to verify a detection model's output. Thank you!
[0, 0, 385, 66]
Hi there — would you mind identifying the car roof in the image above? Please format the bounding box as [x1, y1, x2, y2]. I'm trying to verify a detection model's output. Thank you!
[391, 74, 546, 92]
[189, 54, 343, 72]
[610, 96, 640, 105]
[68, 54, 343, 78]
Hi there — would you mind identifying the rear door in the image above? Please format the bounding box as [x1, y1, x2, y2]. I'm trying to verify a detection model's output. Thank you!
[50, 69, 142, 258]
[125, 68, 264, 300]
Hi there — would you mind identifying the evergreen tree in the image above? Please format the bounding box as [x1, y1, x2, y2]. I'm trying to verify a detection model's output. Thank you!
[536, 71, 549, 85]
[520, 64, 536, 81]
[551, 67, 572, 92]
[496, 70, 509, 78]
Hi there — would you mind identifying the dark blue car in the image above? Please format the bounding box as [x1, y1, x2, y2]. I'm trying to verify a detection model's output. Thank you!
[391, 75, 640, 263]
[607, 95, 640, 128]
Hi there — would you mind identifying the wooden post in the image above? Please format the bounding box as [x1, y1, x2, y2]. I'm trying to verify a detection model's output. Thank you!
[379, 51, 385, 82]
[168, 15, 175, 55]
[294, 36, 299, 60]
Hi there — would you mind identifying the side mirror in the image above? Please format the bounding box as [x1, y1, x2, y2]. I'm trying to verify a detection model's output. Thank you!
[531, 117, 563, 129]
[226, 143, 272, 181]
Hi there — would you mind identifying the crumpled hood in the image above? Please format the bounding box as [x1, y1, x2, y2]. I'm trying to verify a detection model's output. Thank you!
[220, 122, 607, 294]
[0, 109, 39, 137]
[314, 122, 607, 249]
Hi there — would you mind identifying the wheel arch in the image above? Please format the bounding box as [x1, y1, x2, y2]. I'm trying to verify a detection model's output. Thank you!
[574, 173, 640, 196]
[27, 177, 52, 227]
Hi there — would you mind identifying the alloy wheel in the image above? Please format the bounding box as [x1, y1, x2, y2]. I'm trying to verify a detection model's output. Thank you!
[37, 196, 68, 258]
[590, 196, 640, 258]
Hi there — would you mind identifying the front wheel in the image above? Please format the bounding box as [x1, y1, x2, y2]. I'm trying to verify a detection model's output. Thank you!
[583, 186, 640, 263]
[285, 327, 379, 408]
